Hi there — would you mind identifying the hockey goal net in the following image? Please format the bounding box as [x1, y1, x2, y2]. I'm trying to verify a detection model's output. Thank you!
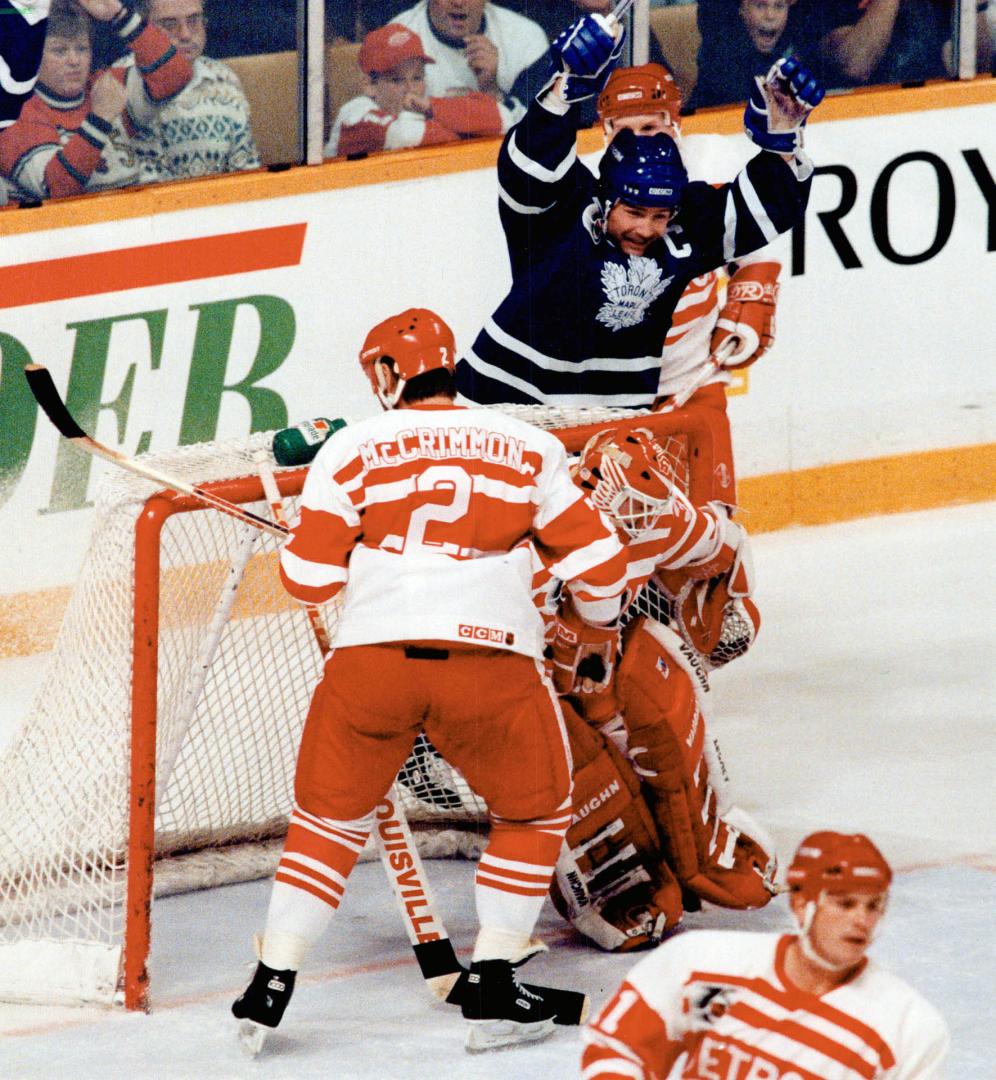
[0, 404, 721, 1010]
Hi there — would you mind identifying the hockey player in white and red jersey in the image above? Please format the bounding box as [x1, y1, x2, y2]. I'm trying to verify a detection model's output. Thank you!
[582, 830, 950, 1079]
[597, 63, 782, 509]
[544, 425, 774, 953]
[232, 309, 631, 1055]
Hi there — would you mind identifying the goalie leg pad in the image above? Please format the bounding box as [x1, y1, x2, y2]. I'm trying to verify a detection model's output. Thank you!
[551, 704, 683, 951]
[616, 620, 775, 910]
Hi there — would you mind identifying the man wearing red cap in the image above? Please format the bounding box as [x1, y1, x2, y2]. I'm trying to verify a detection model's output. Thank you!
[326, 22, 508, 157]
[582, 829, 950, 1078]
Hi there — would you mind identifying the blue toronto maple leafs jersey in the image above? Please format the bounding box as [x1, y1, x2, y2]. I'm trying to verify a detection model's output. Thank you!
[455, 95, 812, 408]
[0, 4, 48, 130]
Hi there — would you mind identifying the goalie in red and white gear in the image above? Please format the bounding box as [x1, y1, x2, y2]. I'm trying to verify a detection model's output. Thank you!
[583, 830, 950, 1079]
[232, 308, 630, 1055]
[547, 424, 774, 953]
[598, 63, 783, 509]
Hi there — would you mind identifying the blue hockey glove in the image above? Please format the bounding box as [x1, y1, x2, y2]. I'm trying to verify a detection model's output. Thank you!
[551, 13, 625, 104]
[744, 57, 824, 155]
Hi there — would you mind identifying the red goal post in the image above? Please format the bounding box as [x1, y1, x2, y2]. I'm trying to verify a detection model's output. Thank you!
[0, 403, 725, 1012]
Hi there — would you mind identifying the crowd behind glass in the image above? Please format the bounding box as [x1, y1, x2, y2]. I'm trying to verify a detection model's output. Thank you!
[0, 0, 991, 205]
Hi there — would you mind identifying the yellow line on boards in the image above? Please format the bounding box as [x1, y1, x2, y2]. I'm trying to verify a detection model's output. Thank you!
[0, 79, 991, 238]
[1, 442, 992, 661]
[737, 442, 996, 533]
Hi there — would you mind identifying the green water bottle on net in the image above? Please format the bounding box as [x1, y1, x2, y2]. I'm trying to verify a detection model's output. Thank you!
[271, 417, 347, 466]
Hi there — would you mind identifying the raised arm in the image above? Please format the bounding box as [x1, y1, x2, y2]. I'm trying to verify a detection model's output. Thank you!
[496, 11, 623, 265]
[678, 57, 823, 268]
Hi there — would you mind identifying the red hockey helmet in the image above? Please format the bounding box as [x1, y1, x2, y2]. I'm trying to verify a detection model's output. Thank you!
[787, 831, 892, 900]
[359, 308, 457, 408]
[598, 64, 682, 133]
[576, 426, 679, 538]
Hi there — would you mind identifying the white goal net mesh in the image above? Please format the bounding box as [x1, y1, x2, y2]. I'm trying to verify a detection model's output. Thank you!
[0, 406, 692, 1006]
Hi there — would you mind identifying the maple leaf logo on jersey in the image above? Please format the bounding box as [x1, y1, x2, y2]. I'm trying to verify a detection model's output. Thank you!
[596, 257, 673, 332]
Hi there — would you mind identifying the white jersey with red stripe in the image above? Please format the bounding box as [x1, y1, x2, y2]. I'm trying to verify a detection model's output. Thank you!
[583, 929, 949, 1080]
[657, 132, 782, 400]
[280, 402, 628, 658]
[532, 486, 726, 621]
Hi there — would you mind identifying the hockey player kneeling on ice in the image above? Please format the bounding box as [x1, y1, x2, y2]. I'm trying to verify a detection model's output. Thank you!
[582, 831, 950, 1078]
[231, 308, 631, 1055]
[547, 425, 775, 950]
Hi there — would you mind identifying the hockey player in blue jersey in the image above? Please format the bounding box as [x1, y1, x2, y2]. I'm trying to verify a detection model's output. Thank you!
[1, 0, 49, 203]
[455, 10, 824, 408]
[0, 1, 49, 129]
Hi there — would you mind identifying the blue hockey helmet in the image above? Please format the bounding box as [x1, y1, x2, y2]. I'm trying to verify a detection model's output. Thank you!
[599, 128, 687, 211]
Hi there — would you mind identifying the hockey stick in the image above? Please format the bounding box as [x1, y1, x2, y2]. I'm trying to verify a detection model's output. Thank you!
[251, 446, 331, 652]
[660, 337, 740, 411]
[24, 364, 287, 539]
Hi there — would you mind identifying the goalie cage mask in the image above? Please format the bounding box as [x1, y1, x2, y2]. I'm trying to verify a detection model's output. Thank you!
[576, 426, 678, 539]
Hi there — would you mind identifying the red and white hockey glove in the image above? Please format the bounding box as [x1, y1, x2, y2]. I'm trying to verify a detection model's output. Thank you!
[550, 597, 620, 696]
[709, 261, 780, 370]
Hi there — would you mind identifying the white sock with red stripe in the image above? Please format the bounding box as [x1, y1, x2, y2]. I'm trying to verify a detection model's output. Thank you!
[260, 803, 373, 969]
[472, 802, 571, 961]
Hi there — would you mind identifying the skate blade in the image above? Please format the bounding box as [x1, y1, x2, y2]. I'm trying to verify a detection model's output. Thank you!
[237, 1019, 269, 1057]
[465, 1017, 556, 1052]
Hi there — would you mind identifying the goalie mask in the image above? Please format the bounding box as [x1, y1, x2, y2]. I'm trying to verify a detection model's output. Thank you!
[576, 426, 678, 538]
[359, 308, 457, 409]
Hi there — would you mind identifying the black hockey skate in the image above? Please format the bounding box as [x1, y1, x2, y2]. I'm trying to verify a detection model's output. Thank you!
[460, 959, 584, 1052]
[446, 964, 589, 1026]
[231, 961, 296, 1056]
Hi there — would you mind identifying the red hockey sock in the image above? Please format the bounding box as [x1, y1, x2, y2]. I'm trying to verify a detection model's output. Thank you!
[474, 801, 571, 937]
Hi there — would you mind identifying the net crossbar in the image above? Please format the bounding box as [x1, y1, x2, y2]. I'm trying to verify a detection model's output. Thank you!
[0, 405, 710, 1008]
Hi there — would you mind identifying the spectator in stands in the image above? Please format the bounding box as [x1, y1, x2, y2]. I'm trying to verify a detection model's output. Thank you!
[196, 0, 297, 59]
[390, 0, 548, 122]
[119, 0, 261, 179]
[818, 0, 992, 89]
[0, 0, 191, 201]
[689, 0, 821, 110]
[326, 23, 507, 156]
[509, 1, 674, 127]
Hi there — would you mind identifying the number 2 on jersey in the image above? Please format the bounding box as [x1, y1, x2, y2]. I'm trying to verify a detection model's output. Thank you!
[403, 466, 473, 553]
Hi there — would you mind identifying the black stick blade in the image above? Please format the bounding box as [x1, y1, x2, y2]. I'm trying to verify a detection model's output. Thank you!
[24, 365, 87, 439]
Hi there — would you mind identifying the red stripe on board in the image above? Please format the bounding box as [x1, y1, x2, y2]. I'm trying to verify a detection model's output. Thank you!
[0, 223, 307, 309]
